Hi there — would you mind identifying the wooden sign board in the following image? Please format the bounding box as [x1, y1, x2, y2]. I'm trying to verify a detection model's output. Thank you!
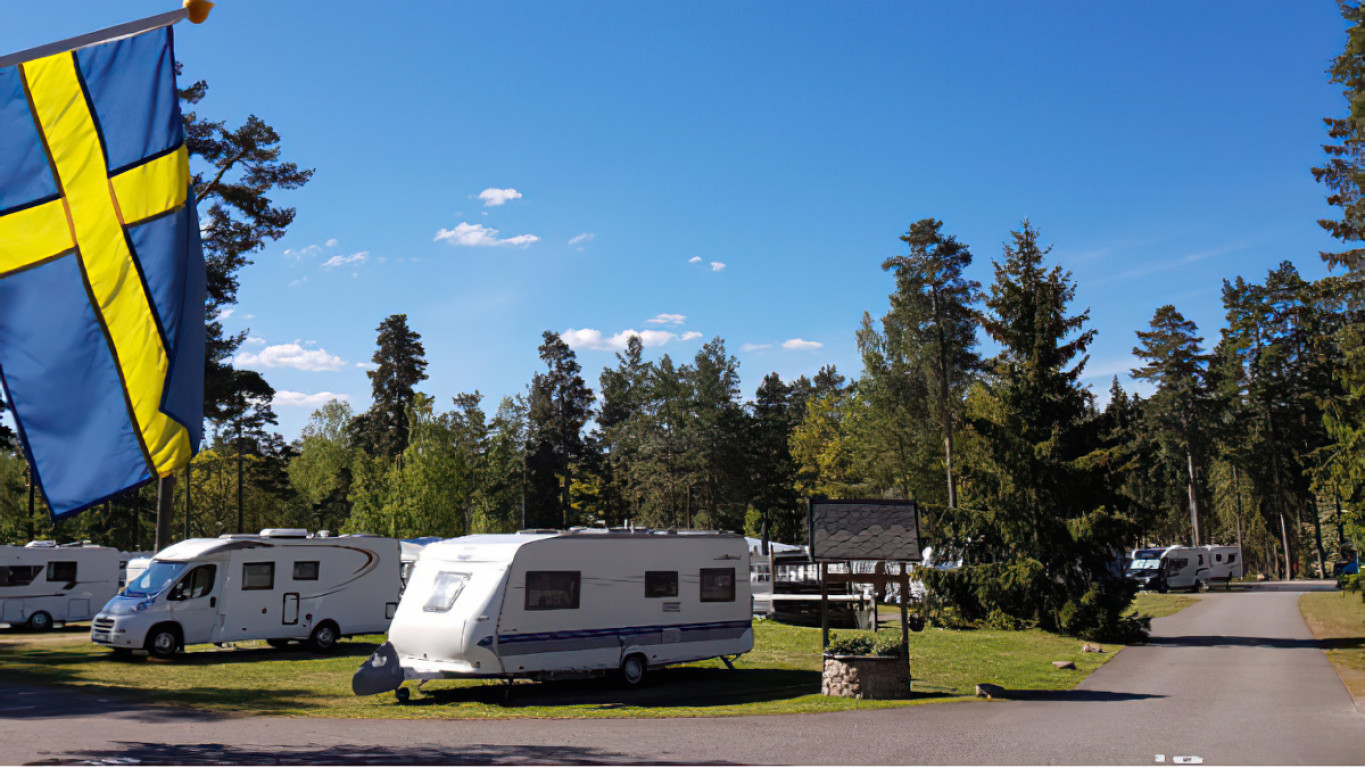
[809, 498, 922, 562]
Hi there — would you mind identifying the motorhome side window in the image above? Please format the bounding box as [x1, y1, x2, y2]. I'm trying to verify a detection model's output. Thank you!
[525, 571, 580, 610]
[242, 562, 275, 590]
[170, 565, 216, 601]
[293, 561, 320, 581]
[700, 568, 736, 602]
[47, 561, 77, 582]
[645, 571, 678, 598]
[0, 565, 41, 587]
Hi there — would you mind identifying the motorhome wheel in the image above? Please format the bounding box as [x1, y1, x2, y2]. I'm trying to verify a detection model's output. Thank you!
[309, 621, 339, 652]
[1195, 579, 1207, 593]
[146, 625, 181, 658]
[26, 611, 52, 631]
[620, 653, 647, 686]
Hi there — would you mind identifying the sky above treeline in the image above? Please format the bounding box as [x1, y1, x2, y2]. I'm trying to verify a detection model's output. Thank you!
[0, 2, 1349, 441]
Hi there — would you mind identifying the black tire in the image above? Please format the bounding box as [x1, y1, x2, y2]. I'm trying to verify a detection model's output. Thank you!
[620, 653, 647, 687]
[145, 624, 181, 659]
[1156, 578, 1168, 594]
[266, 638, 291, 649]
[308, 621, 339, 652]
[26, 611, 52, 632]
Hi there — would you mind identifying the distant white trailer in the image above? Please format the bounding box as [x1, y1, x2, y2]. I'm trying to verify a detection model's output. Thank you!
[1126, 544, 1241, 592]
[0, 542, 120, 630]
[92, 530, 401, 657]
[354, 530, 753, 697]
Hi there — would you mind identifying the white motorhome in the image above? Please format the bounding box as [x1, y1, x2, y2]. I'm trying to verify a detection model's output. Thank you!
[353, 530, 753, 697]
[0, 542, 121, 630]
[91, 530, 401, 658]
[1126, 544, 1241, 592]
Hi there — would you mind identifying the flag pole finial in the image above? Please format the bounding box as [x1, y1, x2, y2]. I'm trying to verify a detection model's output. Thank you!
[183, 0, 214, 24]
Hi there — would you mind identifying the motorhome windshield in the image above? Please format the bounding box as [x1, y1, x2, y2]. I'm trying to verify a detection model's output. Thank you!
[122, 561, 186, 597]
[1129, 559, 1162, 570]
[1132, 549, 1167, 560]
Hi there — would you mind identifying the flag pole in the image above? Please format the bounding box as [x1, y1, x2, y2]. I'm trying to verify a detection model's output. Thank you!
[0, 1, 212, 70]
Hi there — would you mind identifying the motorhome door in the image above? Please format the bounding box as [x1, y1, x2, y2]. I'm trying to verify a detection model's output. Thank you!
[168, 564, 220, 645]
[282, 592, 299, 625]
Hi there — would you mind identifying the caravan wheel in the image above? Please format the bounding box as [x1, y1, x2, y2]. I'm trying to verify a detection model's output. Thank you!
[309, 621, 339, 652]
[620, 654, 647, 687]
[26, 611, 52, 632]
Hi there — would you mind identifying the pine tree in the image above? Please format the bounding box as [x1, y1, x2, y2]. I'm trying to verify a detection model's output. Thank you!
[881, 218, 982, 508]
[749, 373, 801, 544]
[1131, 305, 1212, 546]
[355, 314, 429, 459]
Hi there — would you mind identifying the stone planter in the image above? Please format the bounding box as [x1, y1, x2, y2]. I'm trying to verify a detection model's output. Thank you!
[822, 654, 910, 699]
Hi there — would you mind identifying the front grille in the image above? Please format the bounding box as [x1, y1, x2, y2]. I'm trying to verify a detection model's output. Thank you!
[93, 617, 115, 629]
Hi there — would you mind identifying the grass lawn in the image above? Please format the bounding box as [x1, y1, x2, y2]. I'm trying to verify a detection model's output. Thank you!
[1298, 590, 1365, 704]
[1129, 592, 1200, 620]
[0, 618, 1134, 719]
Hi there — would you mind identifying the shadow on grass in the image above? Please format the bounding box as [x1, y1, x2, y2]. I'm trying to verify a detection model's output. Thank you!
[1009, 688, 1165, 702]
[28, 741, 731, 765]
[1, 638, 376, 665]
[0, 678, 318, 722]
[412, 667, 827, 710]
[1145, 634, 1365, 650]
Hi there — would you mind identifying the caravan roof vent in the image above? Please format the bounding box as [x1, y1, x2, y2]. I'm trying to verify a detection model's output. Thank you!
[260, 529, 309, 538]
[24, 540, 57, 548]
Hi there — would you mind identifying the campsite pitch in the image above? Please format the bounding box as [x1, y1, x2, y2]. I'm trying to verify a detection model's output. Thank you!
[0, 597, 1196, 719]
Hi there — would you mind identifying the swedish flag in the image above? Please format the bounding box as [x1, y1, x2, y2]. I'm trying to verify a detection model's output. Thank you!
[0, 26, 205, 519]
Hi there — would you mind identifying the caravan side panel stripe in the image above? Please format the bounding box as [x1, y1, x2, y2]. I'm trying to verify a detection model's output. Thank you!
[477, 619, 752, 657]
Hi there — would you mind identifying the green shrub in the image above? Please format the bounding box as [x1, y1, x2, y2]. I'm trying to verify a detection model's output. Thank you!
[1059, 577, 1149, 643]
[825, 631, 906, 657]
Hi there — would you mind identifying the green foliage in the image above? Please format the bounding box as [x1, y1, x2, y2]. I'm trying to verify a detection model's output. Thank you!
[354, 314, 429, 459]
[825, 631, 906, 658]
[1058, 578, 1150, 643]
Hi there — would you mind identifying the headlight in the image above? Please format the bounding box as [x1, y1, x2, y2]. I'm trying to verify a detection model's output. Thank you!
[106, 598, 155, 616]
[423, 572, 470, 613]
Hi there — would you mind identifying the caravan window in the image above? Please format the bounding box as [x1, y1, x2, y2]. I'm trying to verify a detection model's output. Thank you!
[293, 561, 320, 581]
[1228, 553, 1237, 563]
[700, 568, 736, 602]
[423, 572, 470, 612]
[645, 571, 678, 598]
[242, 562, 275, 590]
[526, 571, 580, 611]
[170, 565, 216, 601]
[0, 565, 41, 587]
[47, 561, 77, 582]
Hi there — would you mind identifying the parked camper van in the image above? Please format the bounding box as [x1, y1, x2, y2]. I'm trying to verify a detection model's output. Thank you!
[1126, 544, 1242, 592]
[353, 530, 753, 696]
[1, 542, 121, 630]
[91, 530, 401, 658]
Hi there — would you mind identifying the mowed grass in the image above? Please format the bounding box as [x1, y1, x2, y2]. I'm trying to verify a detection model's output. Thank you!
[1129, 591, 1200, 619]
[0, 595, 1199, 719]
[1298, 590, 1365, 703]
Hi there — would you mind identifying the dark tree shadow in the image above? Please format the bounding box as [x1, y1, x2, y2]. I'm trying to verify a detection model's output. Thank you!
[1008, 689, 1165, 702]
[1144, 635, 1362, 650]
[26, 741, 739, 765]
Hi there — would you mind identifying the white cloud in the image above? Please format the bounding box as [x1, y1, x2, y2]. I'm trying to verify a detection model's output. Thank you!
[289, 277, 308, 287]
[236, 343, 346, 372]
[711, 262, 726, 272]
[244, 336, 266, 346]
[782, 338, 823, 351]
[434, 222, 539, 248]
[215, 308, 235, 321]
[688, 256, 702, 264]
[479, 188, 522, 206]
[284, 244, 323, 259]
[647, 313, 686, 326]
[560, 328, 699, 352]
[569, 233, 595, 246]
[325, 238, 338, 247]
[741, 343, 771, 352]
[321, 251, 368, 270]
[273, 390, 350, 408]
[355, 362, 375, 369]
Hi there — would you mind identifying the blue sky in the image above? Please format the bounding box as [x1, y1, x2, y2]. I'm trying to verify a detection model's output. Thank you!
[2, 2, 1349, 441]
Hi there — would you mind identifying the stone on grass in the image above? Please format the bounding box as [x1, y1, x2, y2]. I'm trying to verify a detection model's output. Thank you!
[1052, 660, 1077, 670]
[1081, 643, 1105, 653]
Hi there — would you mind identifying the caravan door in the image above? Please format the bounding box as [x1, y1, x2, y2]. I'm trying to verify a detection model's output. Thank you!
[168, 564, 220, 645]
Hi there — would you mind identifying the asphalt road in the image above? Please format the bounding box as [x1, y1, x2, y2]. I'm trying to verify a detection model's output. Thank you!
[1, 582, 1361, 765]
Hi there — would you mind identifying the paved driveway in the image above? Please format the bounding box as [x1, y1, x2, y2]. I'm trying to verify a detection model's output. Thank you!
[1, 582, 1361, 765]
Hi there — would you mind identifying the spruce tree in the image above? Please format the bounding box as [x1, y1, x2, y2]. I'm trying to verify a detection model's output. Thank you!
[749, 372, 801, 544]
[526, 332, 593, 528]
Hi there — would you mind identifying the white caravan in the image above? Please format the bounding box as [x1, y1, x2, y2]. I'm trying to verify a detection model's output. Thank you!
[0, 542, 121, 630]
[1202, 545, 1243, 586]
[353, 530, 753, 697]
[91, 530, 401, 657]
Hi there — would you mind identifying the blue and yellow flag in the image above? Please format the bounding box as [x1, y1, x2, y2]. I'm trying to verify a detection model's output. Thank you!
[0, 26, 205, 519]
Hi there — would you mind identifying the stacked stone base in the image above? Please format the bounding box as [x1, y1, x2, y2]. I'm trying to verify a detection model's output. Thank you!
[822, 655, 910, 699]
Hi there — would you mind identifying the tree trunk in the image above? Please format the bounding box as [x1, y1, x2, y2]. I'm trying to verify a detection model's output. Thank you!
[1185, 449, 1201, 547]
[184, 461, 192, 540]
[154, 475, 175, 552]
[1279, 507, 1292, 581]
[1312, 498, 1326, 580]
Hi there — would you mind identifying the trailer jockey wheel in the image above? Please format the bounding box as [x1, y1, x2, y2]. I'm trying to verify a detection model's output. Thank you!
[395, 686, 410, 703]
[621, 653, 647, 686]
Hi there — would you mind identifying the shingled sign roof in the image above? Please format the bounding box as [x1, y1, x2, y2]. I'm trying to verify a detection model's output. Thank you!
[810, 499, 921, 562]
